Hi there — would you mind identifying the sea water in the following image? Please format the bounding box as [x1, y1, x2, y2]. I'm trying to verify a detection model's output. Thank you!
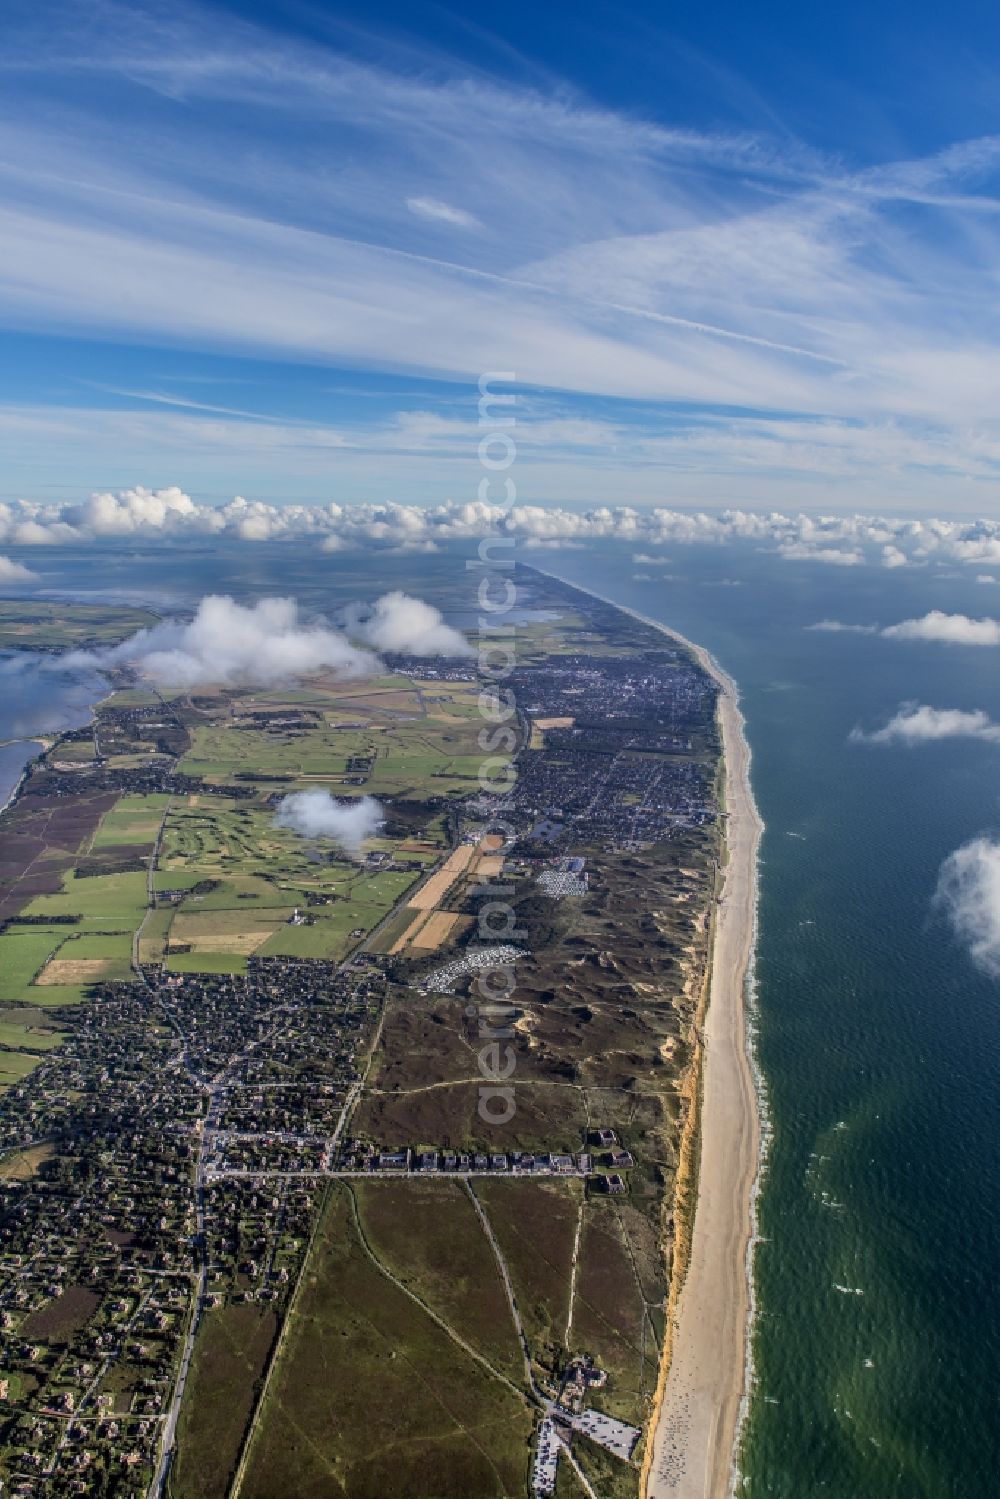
[549, 544, 1000, 1498]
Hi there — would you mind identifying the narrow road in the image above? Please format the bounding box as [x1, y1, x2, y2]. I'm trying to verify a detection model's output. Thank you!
[132, 794, 173, 978]
[346, 1182, 529, 1405]
[564, 1191, 585, 1348]
[463, 1180, 536, 1397]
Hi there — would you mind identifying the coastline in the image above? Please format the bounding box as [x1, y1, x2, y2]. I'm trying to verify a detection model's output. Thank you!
[0, 740, 47, 814]
[535, 570, 764, 1498]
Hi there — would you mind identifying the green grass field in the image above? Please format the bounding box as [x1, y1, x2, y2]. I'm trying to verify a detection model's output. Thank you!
[152, 791, 428, 970]
[90, 793, 169, 847]
[173, 674, 488, 800]
[8, 984, 92, 1008]
[22, 870, 149, 922]
[163, 951, 250, 976]
[0, 927, 73, 995]
[16, 870, 147, 986]
[2, 672, 472, 996]
[0, 1019, 66, 1051]
[0, 1050, 43, 1089]
[137, 906, 175, 964]
[257, 901, 386, 960]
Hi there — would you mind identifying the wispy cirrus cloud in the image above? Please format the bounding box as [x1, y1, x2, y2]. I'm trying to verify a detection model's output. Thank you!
[8, 2, 1000, 504]
[806, 620, 879, 633]
[406, 197, 480, 230]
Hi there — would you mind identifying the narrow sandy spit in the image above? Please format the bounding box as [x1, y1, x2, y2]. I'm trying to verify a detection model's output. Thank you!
[535, 572, 763, 1499]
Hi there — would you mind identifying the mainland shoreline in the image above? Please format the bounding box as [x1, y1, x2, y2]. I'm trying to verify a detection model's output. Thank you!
[537, 570, 764, 1499]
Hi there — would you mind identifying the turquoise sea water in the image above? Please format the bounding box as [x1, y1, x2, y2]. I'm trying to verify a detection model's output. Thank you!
[5, 538, 998, 1494]
[549, 546, 1000, 1498]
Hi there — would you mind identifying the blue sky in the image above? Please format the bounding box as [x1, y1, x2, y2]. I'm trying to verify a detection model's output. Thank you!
[4, 0, 1000, 511]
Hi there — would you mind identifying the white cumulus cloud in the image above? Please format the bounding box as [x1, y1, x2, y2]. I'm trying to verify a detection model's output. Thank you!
[934, 837, 1000, 978]
[9, 492, 1000, 578]
[0, 554, 38, 581]
[275, 790, 384, 856]
[851, 704, 1000, 746]
[810, 611, 1000, 643]
[349, 591, 472, 656]
[84, 596, 376, 687]
[881, 611, 1000, 645]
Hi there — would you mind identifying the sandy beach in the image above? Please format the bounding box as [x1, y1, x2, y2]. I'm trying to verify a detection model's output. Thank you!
[643, 635, 763, 1499]
[537, 571, 763, 1499]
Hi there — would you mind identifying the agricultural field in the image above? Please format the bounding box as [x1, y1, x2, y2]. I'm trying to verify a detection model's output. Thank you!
[21, 869, 149, 923]
[4, 668, 473, 994]
[177, 675, 485, 798]
[0, 1009, 67, 1051]
[155, 797, 430, 971]
[17, 869, 147, 987]
[0, 599, 157, 651]
[136, 905, 175, 965]
[0, 786, 160, 1011]
[89, 792, 169, 847]
[383, 836, 501, 957]
[0, 914, 131, 1007]
[0, 926, 72, 992]
[0, 787, 120, 923]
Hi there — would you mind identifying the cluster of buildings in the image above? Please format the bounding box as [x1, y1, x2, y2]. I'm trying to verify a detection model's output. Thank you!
[512, 650, 718, 851]
[333, 1144, 594, 1177]
[536, 855, 589, 898]
[530, 1355, 643, 1496]
[416, 942, 524, 995]
[0, 956, 381, 1493]
[203, 1134, 641, 1188]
